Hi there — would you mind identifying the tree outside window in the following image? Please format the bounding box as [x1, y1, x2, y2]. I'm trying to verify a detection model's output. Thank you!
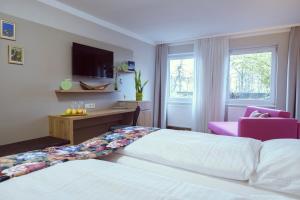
[169, 58, 194, 99]
[229, 48, 275, 103]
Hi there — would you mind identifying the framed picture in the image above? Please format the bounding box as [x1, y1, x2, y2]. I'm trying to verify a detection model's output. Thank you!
[0, 19, 16, 40]
[8, 45, 24, 65]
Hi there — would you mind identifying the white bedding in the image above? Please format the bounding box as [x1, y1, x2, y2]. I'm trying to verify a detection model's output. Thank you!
[1, 129, 298, 200]
[118, 129, 262, 180]
[103, 154, 299, 200]
[250, 139, 300, 196]
[0, 159, 278, 200]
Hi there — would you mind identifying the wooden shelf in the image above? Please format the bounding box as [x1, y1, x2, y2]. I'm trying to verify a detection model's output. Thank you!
[55, 89, 118, 93]
[118, 70, 135, 73]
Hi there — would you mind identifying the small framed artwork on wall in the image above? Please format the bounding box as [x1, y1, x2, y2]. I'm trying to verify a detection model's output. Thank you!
[8, 45, 24, 65]
[0, 19, 16, 40]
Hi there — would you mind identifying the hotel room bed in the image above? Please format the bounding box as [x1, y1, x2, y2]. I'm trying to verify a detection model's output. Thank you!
[103, 154, 298, 200]
[101, 128, 300, 200]
[0, 159, 296, 200]
[1, 127, 299, 200]
[0, 159, 273, 200]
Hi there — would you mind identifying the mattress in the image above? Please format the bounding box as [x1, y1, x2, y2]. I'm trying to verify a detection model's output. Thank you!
[102, 153, 299, 200]
[0, 159, 280, 200]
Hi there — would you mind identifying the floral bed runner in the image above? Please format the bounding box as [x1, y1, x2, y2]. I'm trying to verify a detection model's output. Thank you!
[0, 126, 158, 183]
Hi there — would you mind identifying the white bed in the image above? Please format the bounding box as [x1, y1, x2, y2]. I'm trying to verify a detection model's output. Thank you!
[1, 128, 299, 200]
[0, 159, 274, 200]
[101, 128, 300, 200]
[0, 159, 296, 200]
[103, 154, 298, 200]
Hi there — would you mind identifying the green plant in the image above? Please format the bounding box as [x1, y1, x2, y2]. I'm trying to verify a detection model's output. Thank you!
[115, 63, 128, 72]
[135, 70, 148, 93]
[113, 66, 120, 90]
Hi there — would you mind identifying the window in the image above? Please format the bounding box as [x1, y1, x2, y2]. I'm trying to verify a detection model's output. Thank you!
[168, 55, 194, 101]
[228, 47, 277, 105]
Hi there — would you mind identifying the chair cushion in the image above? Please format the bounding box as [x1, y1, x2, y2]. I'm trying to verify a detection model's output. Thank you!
[249, 110, 270, 118]
[208, 122, 238, 136]
[249, 110, 262, 117]
[244, 106, 290, 118]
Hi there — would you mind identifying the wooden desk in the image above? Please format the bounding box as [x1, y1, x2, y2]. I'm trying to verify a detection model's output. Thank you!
[49, 109, 135, 145]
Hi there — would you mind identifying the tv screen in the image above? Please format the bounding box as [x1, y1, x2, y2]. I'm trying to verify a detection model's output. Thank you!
[72, 43, 114, 78]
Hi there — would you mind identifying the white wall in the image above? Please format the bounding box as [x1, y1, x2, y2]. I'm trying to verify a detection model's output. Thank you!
[0, 0, 155, 101]
[167, 103, 193, 128]
[0, 0, 155, 145]
[226, 106, 246, 121]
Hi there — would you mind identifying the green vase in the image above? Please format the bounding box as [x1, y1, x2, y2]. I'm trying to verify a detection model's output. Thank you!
[136, 92, 143, 101]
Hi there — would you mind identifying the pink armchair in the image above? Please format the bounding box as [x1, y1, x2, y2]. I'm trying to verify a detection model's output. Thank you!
[208, 106, 299, 141]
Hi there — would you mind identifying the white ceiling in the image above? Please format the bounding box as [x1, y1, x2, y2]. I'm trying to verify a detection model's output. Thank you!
[52, 0, 300, 44]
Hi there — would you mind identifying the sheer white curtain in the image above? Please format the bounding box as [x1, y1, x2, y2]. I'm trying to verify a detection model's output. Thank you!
[192, 37, 229, 132]
[153, 44, 168, 128]
[286, 27, 300, 119]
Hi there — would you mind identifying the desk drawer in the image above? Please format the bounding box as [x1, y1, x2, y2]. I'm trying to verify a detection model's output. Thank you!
[73, 114, 125, 130]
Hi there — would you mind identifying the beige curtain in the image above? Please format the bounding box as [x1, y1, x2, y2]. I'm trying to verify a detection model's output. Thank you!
[286, 27, 300, 119]
[153, 44, 168, 128]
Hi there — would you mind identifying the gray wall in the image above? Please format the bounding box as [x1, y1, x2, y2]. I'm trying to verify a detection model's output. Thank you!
[0, 10, 155, 145]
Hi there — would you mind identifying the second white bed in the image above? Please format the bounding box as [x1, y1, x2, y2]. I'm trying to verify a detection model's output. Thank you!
[103, 153, 298, 200]
[101, 128, 299, 200]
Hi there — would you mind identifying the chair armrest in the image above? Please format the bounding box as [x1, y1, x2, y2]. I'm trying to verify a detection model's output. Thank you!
[238, 117, 298, 141]
[297, 122, 300, 139]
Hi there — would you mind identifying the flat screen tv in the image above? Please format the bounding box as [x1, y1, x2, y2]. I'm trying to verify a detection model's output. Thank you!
[72, 43, 114, 78]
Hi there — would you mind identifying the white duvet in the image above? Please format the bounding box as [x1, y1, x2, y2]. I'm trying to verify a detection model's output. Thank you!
[119, 129, 262, 181]
[0, 159, 262, 200]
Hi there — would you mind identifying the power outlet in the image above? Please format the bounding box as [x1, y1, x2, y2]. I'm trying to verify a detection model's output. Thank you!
[85, 103, 96, 109]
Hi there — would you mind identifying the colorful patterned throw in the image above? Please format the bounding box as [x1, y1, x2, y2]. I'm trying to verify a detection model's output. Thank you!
[0, 126, 158, 183]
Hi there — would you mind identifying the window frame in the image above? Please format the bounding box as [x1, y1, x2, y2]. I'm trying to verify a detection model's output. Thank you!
[226, 46, 277, 106]
[167, 53, 195, 104]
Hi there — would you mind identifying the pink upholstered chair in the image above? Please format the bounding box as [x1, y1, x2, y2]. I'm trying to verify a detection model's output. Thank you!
[208, 106, 299, 141]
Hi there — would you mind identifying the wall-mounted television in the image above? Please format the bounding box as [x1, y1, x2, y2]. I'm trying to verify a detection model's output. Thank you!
[72, 43, 114, 78]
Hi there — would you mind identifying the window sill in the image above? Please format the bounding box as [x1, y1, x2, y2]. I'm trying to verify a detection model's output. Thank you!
[168, 101, 192, 105]
[226, 103, 276, 108]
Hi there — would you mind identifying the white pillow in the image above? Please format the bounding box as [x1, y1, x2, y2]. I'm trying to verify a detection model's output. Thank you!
[249, 110, 262, 117]
[119, 129, 262, 181]
[250, 139, 300, 197]
[249, 110, 270, 118]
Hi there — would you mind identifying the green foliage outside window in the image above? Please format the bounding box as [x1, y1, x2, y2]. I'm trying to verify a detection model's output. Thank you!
[229, 52, 272, 100]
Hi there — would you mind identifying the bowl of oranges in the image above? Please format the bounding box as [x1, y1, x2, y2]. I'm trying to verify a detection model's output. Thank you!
[62, 108, 87, 116]
[61, 102, 88, 116]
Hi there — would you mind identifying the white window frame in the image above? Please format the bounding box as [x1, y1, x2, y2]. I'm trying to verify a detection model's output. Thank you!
[226, 46, 277, 106]
[167, 53, 195, 104]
